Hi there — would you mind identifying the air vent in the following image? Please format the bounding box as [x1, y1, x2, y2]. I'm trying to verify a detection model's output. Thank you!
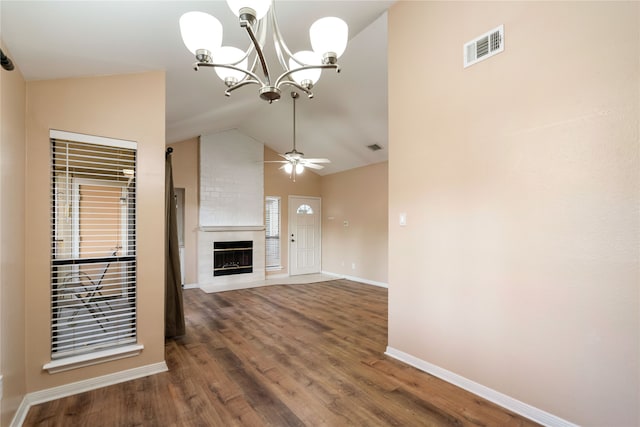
[464, 25, 504, 68]
[367, 144, 383, 152]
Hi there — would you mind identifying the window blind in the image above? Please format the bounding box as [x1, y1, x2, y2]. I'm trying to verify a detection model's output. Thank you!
[265, 196, 280, 268]
[50, 135, 137, 359]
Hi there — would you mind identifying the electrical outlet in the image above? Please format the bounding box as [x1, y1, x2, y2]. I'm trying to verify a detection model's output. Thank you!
[351, 262, 356, 270]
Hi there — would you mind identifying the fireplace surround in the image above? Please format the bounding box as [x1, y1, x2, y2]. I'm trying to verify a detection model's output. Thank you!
[198, 226, 265, 292]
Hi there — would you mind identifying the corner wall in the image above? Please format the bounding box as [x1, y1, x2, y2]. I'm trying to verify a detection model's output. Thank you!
[0, 42, 27, 427]
[320, 162, 388, 285]
[388, 2, 639, 426]
[25, 71, 166, 392]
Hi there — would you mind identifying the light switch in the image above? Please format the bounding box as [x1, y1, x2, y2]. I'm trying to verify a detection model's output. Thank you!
[399, 213, 407, 226]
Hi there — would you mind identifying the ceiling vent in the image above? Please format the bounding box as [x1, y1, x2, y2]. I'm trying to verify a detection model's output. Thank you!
[367, 144, 383, 152]
[464, 25, 504, 68]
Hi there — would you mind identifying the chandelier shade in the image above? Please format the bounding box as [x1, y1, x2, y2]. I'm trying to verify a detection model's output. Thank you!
[309, 17, 349, 60]
[179, 11, 223, 56]
[179, 1, 348, 102]
[213, 46, 249, 83]
[226, 0, 272, 20]
[288, 51, 322, 87]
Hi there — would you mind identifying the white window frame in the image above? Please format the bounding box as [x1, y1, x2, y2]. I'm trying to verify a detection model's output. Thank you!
[45, 130, 142, 373]
[265, 196, 282, 270]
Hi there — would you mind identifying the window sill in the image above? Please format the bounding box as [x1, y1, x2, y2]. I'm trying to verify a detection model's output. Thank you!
[43, 344, 144, 374]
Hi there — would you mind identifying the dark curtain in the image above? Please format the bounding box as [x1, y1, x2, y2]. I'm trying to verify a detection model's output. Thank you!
[165, 148, 185, 337]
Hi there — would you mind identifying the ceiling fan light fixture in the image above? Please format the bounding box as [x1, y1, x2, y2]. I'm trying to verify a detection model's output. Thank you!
[179, 12, 223, 57]
[264, 91, 330, 180]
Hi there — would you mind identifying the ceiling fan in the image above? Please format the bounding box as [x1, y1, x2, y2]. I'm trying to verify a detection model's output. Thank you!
[265, 91, 330, 181]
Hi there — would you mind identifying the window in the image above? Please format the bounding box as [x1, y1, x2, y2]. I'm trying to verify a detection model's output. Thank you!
[49, 131, 139, 365]
[296, 204, 314, 214]
[265, 196, 281, 268]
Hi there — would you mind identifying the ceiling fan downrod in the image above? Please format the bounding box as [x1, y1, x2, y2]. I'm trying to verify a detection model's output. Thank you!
[288, 91, 303, 157]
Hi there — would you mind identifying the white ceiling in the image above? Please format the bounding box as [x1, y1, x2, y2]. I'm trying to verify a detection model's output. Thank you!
[1, 0, 393, 175]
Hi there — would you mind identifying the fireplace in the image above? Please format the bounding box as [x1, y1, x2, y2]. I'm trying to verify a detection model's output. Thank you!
[197, 131, 265, 292]
[198, 227, 265, 292]
[213, 241, 253, 276]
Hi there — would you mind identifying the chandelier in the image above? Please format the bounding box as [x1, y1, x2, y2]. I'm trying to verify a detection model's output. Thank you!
[179, 0, 348, 102]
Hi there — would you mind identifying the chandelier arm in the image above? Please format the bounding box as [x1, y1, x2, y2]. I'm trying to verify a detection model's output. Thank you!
[243, 15, 266, 76]
[278, 81, 313, 98]
[269, 4, 295, 70]
[241, 19, 271, 85]
[272, 25, 288, 71]
[224, 79, 262, 96]
[275, 64, 340, 88]
[196, 62, 265, 86]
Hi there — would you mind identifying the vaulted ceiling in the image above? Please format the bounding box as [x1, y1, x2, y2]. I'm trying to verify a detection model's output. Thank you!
[1, 1, 394, 175]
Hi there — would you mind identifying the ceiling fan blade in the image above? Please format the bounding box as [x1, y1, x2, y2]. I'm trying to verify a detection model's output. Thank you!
[301, 158, 331, 164]
[304, 163, 324, 170]
[264, 160, 288, 164]
[277, 153, 291, 160]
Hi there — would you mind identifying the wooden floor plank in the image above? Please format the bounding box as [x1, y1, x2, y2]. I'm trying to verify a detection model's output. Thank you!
[23, 279, 541, 427]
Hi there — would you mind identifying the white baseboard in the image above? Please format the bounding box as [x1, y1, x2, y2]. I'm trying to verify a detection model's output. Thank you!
[384, 347, 578, 427]
[321, 271, 388, 288]
[10, 397, 30, 427]
[182, 283, 199, 289]
[196, 272, 388, 293]
[10, 361, 168, 427]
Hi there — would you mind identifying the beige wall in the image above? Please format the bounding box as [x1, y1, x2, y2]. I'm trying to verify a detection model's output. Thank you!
[168, 137, 199, 285]
[321, 162, 388, 284]
[388, 2, 639, 426]
[25, 71, 166, 391]
[264, 146, 321, 275]
[0, 43, 27, 427]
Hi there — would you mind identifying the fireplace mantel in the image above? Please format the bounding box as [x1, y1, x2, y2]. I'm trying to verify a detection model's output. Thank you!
[199, 226, 265, 232]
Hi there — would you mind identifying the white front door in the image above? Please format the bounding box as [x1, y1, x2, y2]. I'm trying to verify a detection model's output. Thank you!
[288, 196, 321, 276]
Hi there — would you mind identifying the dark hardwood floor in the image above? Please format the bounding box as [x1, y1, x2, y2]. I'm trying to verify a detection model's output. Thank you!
[24, 279, 540, 426]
